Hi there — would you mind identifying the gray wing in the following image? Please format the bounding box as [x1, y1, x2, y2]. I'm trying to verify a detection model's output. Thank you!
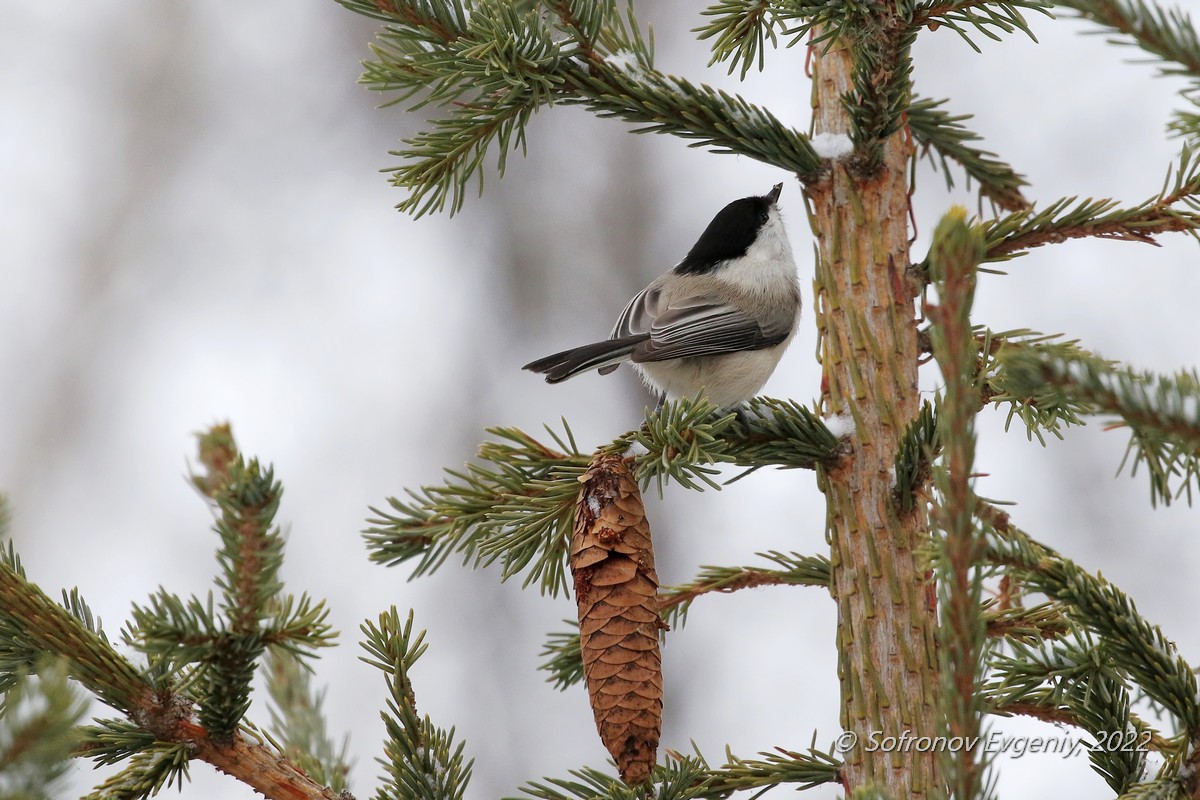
[607, 285, 791, 365]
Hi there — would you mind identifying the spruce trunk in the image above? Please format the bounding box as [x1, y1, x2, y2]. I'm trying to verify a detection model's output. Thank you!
[808, 38, 941, 798]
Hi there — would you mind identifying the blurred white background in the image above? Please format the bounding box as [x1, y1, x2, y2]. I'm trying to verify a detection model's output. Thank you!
[1, 3, 1198, 798]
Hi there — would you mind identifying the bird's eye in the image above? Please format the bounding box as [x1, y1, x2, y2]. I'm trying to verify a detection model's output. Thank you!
[758, 209, 770, 223]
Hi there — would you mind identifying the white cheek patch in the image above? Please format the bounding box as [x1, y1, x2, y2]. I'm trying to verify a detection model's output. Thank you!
[717, 219, 798, 296]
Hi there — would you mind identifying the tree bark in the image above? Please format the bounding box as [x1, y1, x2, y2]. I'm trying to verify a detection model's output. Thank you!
[806, 37, 942, 799]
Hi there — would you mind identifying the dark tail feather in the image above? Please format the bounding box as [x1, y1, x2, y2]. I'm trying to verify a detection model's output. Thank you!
[523, 335, 648, 383]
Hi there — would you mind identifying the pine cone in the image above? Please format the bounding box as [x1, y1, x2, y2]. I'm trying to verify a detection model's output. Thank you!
[571, 453, 664, 786]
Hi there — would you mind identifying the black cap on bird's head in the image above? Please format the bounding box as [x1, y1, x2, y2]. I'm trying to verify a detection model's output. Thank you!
[675, 183, 784, 275]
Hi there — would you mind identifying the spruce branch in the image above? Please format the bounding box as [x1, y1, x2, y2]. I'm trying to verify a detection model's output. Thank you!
[1109, 776, 1185, 798]
[263, 647, 352, 793]
[995, 347, 1200, 505]
[658, 550, 831, 628]
[511, 758, 697, 800]
[986, 635, 1153, 794]
[695, 0, 786, 79]
[724, 397, 844, 469]
[913, 0, 1052, 51]
[365, 424, 590, 597]
[126, 437, 337, 744]
[925, 207, 990, 800]
[561, 65, 823, 183]
[983, 145, 1200, 260]
[84, 713, 348, 800]
[893, 400, 938, 512]
[616, 399, 749, 493]
[907, 96, 1030, 211]
[983, 601, 1073, 642]
[509, 746, 840, 800]
[360, 608, 474, 800]
[981, 329, 1103, 444]
[0, 546, 146, 716]
[80, 736, 193, 800]
[206, 456, 287, 738]
[342, 0, 821, 215]
[538, 624, 586, 692]
[0, 428, 352, 800]
[979, 505, 1200, 789]
[980, 502, 1200, 737]
[1056, 0, 1200, 78]
[622, 396, 840, 494]
[699, 746, 842, 796]
[191, 423, 238, 499]
[79, 718, 165, 771]
[127, 590, 222, 669]
[0, 665, 87, 800]
[775, 1, 876, 46]
[368, 403, 838, 597]
[1056, 0, 1200, 146]
[28, 425, 345, 799]
[546, 0, 612, 59]
[1, 545, 346, 799]
[1170, 103, 1200, 143]
[852, 25, 918, 172]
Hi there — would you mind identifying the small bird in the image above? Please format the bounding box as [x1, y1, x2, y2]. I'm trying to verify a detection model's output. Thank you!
[523, 183, 800, 409]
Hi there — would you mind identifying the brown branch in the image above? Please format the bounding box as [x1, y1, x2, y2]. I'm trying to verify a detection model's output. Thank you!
[975, 498, 1016, 537]
[1023, 359, 1200, 446]
[987, 167, 1200, 261]
[990, 701, 1172, 754]
[984, 613, 1070, 641]
[548, 0, 599, 64]
[130, 694, 348, 800]
[927, 210, 988, 800]
[658, 569, 800, 614]
[231, 502, 271, 635]
[913, 0, 1007, 24]
[991, 699, 1079, 728]
[192, 423, 237, 499]
[987, 210, 1200, 259]
[0, 578, 344, 798]
[372, 0, 460, 44]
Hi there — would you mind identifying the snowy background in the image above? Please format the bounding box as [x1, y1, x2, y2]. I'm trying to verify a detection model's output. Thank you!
[1, 3, 1198, 798]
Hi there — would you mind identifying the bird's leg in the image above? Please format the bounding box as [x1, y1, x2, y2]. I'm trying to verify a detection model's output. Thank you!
[653, 392, 667, 414]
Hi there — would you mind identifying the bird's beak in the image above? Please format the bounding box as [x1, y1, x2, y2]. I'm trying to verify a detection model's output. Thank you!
[766, 183, 783, 203]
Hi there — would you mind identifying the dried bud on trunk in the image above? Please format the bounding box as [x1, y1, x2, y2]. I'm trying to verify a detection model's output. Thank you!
[571, 453, 664, 786]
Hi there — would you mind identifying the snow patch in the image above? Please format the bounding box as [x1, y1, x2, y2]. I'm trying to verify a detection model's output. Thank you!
[606, 50, 645, 76]
[811, 132, 854, 160]
[826, 413, 856, 439]
[623, 440, 649, 458]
